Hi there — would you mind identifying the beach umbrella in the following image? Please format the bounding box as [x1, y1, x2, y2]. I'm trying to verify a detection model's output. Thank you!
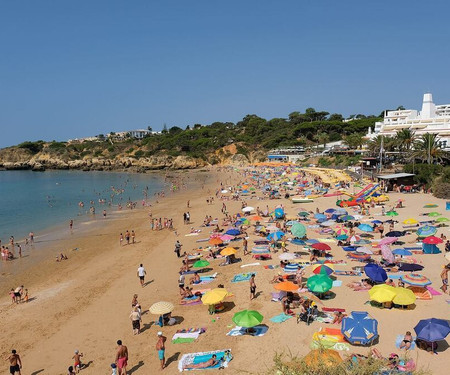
[407, 286, 432, 300]
[220, 247, 237, 256]
[379, 237, 397, 245]
[414, 318, 450, 342]
[225, 229, 240, 236]
[314, 213, 327, 220]
[354, 239, 372, 245]
[334, 227, 348, 236]
[398, 263, 424, 272]
[267, 231, 285, 241]
[355, 247, 373, 255]
[209, 238, 223, 246]
[240, 218, 250, 225]
[298, 211, 310, 217]
[349, 235, 361, 243]
[311, 263, 334, 276]
[436, 217, 449, 223]
[291, 239, 306, 246]
[401, 273, 431, 286]
[220, 234, 235, 241]
[369, 284, 396, 303]
[149, 301, 174, 315]
[358, 224, 373, 232]
[348, 252, 371, 261]
[340, 215, 355, 221]
[341, 311, 378, 345]
[274, 281, 299, 292]
[336, 234, 348, 241]
[424, 204, 438, 208]
[307, 273, 333, 293]
[193, 260, 210, 268]
[335, 208, 348, 215]
[291, 222, 306, 238]
[279, 252, 296, 261]
[403, 218, 418, 225]
[392, 248, 412, 257]
[364, 264, 388, 283]
[274, 208, 285, 219]
[380, 244, 395, 264]
[321, 220, 336, 227]
[250, 215, 263, 221]
[371, 220, 383, 225]
[423, 236, 443, 245]
[201, 288, 228, 305]
[416, 226, 437, 238]
[385, 231, 405, 238]
[232, 309, 263, 328]
[325, 208, 336, 214]
[428, 212, 441, 217]
[392, 287, 416, 305]
[242, 206, 254, 213]
[305, 239, 319, 244]
[303, 349, 342, 367]
[386, 211, 399, 217]
[311, 243, 331, 251]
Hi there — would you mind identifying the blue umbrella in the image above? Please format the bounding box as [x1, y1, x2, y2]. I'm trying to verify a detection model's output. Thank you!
[392, 248, 412, 257]
[274, 208, 285, 219]
[416, 225, 437, 238]
[341, 311, 378, 345]
[335, 208, 348, 215]
[314, 213, 327, 220]
[414, 318, 450, 342]
[364, 264, 387, 283]
[267, 231, 285, 241]
[225, 229, 240, 236]
[371, 220, 383, 224]
[305, 239, 319, 244]
[358, 224, 373, 232]
[325, 208, 336, 214]
[340, 215, 355, 222]
[336, 234, 348, 241]
[385, 231, 406, 238]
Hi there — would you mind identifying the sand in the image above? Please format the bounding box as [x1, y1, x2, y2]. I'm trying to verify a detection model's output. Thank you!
[1, 167, 449, 374]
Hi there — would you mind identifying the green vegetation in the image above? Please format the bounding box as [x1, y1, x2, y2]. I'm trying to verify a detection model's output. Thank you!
[17, 141, 44, 154]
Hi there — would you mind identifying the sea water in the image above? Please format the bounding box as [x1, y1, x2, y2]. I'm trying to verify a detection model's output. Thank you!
[0, 170, 166, 241]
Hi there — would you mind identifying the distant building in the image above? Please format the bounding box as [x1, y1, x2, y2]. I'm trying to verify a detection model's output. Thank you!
[128, 129, 151, 139]
[367, 93, 450, 148]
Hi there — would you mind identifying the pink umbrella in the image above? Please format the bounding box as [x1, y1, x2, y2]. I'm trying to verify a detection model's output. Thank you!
[220, 234, 235, 241]
[423, 236, 443, 245]
[380, 244, 395, 264]
[379, 237, 398, 245]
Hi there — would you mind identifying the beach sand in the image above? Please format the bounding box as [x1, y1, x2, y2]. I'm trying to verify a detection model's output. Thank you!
[1, 167, 449, 374]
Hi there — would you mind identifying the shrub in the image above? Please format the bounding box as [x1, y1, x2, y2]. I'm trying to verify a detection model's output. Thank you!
[403, 163, 443, 186]
[18, 141, 44, 154]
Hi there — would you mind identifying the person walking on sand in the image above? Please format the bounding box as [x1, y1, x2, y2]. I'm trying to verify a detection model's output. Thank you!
[156, 332, 166, 370]
[6, 349, 22, 375]
[174, 240, 182, 258]
[115, 340, 128, 375]
[137, 264, 146, 287]
[72, 350, 85, 373]
[125, 230, 130, 245]
[119, 233, 123, 246]
[131, 230, 135, 244]
[250, 274, 257, 300]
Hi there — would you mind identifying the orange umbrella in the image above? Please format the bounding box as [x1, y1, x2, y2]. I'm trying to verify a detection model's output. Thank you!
[274, 281, 299, 292]
[250, 215, 263, 221]
[209, 238, 223, 245]
[220, 247, 237, 256]
[303, 349, 342, 368]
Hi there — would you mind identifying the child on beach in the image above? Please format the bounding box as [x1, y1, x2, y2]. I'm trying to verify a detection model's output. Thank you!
[111, 363, 117, 375]
[23, 289, 29, 303]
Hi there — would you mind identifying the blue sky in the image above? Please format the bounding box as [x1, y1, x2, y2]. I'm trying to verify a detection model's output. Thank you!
[1, 0, 450, 147]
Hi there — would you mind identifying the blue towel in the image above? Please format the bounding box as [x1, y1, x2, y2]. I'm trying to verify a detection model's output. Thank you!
[231, 273, 255, 283]
[395, 335, 416, 350]
[332, 280, 342, 287]
[387, 274, 402, 279]
[270, 313, 293, 323]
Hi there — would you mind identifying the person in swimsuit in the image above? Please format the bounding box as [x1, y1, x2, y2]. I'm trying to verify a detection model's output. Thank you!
[72, 350, 84, 373]
[156, 332, 166, 370]
[440, 264, 450, 293]
[190, 272, 201, 284]
[183, 354, 218, 370]
[250, 274, 256, 300]
[115, 340, 128, 375]
[399, 331, 413, 350]
[6, 350, 22, 375]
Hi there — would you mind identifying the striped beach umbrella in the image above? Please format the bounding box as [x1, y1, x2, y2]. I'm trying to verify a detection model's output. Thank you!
[311, 263, 334, 276]
[401, 273, 431, 286]
[348, 252, 371, 261]
[416, 225, 437, 237]
[149, 301, 174, 315]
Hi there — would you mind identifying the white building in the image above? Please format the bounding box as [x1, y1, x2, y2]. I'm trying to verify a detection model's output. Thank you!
[367, 93, 450, 148]
[128, 129, 151, 139]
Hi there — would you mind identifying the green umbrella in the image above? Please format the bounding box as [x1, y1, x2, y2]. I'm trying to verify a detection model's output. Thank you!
[428, 212, 441, 217]
[307, 271, 333, 293]
[193, 260, 210, 268]
[232, 309, 264, 328]
[386, 211, 399, 217]
[291, 222, 307, 238]
[436, 217, 449, 223]
[298, 211, 310, 217]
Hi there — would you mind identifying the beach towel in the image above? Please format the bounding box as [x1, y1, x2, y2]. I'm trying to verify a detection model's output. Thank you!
[172, 328, 206, 343]
[322, 307, 345, 313]
[310, 340, 350, 351]
[332, 280, 342, 287]
[231, 273, 256, 283]
[387, 274, 402, 279]
[226, 325, 268, 337]
[426, 286, 442, 296]
[180, 289, 210, 306]
[178, 349, 232, 372]
[395, 335, 417, 350]
[264, 265, 280, 270]
[251, 247, 270, 254]
[270, 313, 293, 323]
[334, 270, 362, 276]
[240, 262, 260, 268]
[252, 254, 272, 260]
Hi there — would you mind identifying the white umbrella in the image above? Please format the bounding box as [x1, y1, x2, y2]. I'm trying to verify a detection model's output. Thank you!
[242, 206, 255, 212]
[355, 247, 373, 255]
[320, 220, 336, 227]
[279, 253, 296, 260]
[221, 189, 229, 193]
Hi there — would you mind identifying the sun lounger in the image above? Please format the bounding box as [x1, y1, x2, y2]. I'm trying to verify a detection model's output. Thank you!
[231, 272, 256, 283]
[178, 349, 232, 372]
[226, 325, 268, 337]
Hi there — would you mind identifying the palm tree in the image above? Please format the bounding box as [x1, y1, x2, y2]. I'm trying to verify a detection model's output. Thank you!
[411, 133, 446, 164]
[343, 133, 365, 149]
[395, 129, 415, 152]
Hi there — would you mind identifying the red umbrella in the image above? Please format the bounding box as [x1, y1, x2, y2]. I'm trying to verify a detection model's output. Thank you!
[311, 243, 331, 251]
[422, 236, 443, 245]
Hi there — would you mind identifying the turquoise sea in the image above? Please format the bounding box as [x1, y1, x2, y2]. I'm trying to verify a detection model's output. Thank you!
[0, 170, 165, 242]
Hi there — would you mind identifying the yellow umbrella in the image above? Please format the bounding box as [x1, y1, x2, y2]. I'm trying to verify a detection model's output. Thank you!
[149, 301, 174, 315]
[220, 247, 237, 256]
[201, 288, 228, 305]
[392, 287, 416, 305]
[403, 218, 418, 225]
[368, 284, 397, 303]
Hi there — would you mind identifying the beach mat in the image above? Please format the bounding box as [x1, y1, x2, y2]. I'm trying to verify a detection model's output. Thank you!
[270, 313, 293, 323]
[427, 286, 442, 296]
[226, 325, 268, 337]
[231, 272, 255, 283]
[178, 349, 232, 372]
[395, 335, 416, 350]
